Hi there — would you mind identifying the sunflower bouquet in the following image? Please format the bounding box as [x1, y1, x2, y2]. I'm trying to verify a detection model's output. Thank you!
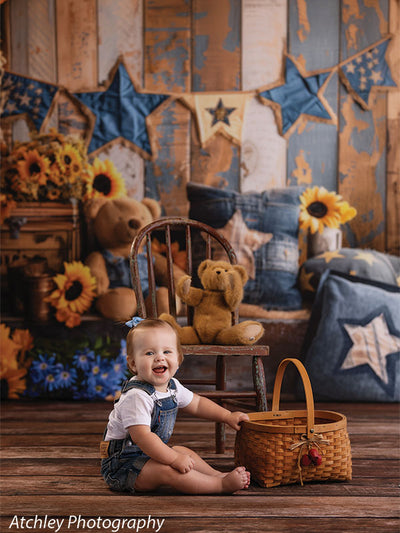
[45, 261, 97, 328]
[0, 129, 127, 207]
[299, 186, 357, 234]
[1, 129, 91, 203]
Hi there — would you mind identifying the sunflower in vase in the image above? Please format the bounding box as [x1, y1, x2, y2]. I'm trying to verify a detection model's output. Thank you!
[299, 186, 357, 234]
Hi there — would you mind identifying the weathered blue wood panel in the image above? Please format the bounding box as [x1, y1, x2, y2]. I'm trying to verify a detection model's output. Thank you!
[339, 0, 389, 251]
[145, 100, 191, 216]
[144, 0, 191, 93]
[287, 0, 340, 192]
[192, 0, 241, 91]
[144, 0, 191, 212]
[190, 0, 241, 190]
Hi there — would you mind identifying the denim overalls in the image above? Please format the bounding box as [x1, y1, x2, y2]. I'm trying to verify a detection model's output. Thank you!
[101, 379, 178, 493]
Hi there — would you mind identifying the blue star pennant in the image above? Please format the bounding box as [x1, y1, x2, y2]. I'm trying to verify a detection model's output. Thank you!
[1, 71, 58, 132]
[339, 37, 397, 110]
[258, 56, 335, 137]
[74, 61, 170, 157]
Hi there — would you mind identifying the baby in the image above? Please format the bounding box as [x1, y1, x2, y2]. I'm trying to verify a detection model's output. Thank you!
[101, 318, 250, 494]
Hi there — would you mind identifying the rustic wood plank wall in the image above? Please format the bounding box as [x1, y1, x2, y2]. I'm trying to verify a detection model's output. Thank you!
[2, 0, 399, 254]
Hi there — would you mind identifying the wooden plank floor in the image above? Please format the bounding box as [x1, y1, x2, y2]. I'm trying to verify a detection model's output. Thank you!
[1, 401, 399, 532]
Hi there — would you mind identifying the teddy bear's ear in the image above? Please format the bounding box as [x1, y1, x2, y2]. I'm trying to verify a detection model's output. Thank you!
[198, 259, 212, 277]
[233, 264, 249, 285]
[83, 197, 109, 220]
[141, 198, 161, 221]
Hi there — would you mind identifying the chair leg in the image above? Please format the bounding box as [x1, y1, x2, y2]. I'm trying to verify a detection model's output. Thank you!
[215, 355, 226, 454]
[253, 356, 268, 412]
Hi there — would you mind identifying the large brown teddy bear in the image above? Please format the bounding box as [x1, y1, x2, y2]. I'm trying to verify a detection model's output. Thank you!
[160, 259, 263, 345]
[85, 196, 184, 322]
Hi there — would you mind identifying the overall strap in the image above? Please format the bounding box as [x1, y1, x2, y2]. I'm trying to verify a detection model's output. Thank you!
[119, 378, 177, 398]
[120, 379, 155, 396]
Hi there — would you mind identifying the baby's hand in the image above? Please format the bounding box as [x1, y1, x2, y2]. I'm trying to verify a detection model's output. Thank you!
[225, 411, 250, 431]
[170, 453, 195, 474]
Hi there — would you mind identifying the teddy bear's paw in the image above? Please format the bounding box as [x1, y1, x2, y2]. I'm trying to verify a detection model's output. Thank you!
[180, 276, 192, 296]
[242, 322, 264, 344]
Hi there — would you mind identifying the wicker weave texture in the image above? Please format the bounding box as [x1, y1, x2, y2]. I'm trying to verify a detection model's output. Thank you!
[235, 414, 352, 488]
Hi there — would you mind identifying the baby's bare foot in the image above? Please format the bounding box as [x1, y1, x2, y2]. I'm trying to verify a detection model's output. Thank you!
[221, 467, 250, 493]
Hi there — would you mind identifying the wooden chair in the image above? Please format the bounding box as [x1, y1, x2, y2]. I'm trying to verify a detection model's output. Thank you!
[129, 217, 269, 453]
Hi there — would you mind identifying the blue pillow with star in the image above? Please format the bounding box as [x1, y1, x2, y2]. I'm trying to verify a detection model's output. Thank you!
[300, 270, 400, 402]
[187, 182, 304, 310]
[299, 248, 400, 300]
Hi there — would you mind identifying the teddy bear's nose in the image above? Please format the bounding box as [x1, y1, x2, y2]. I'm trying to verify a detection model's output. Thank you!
[128, 218, 141, 230]
[216, 270, 221, 275]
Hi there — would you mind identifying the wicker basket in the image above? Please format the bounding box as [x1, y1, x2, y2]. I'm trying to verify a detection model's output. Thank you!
[234, 358, 352, 487]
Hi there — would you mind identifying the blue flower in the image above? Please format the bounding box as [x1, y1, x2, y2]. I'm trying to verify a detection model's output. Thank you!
[44, 372, 58, 391]
[73, 349, 95, 371]
[56, 366, 78, 389]
[30, 354, 57, 385]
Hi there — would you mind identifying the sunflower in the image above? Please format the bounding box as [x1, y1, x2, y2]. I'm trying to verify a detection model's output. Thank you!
[55, 308, 82, 328]
[57, 143, 83, 180]
[0, 365, 27, 399]
[0, 193, 16, 224]
[86, 158, 126, 199]
[338, 200, 357, 224]
[46, 261, 96, 319]
[0, 324, 20, 371]
[12, 328, 34, 367]
[299, 186, 343, 234]
[17, 149, 50, 186]
[0, 324, 29, 399]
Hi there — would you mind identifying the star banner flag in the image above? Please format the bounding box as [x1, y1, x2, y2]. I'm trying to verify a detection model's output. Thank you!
[1, 71, 59, 132]
[257, 55, 337, 138]
[181, 93, 252, 147]
[74, 58, 171, 158]
[339, 36, 397, 110]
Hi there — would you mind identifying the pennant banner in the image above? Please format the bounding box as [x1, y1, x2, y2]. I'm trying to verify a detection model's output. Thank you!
[257, 55, 337, 138]
[1, 71, 59, 132]
[181, 93, 252, 147]
[74, 59, 171, 158]
[339, 36, 397, 110]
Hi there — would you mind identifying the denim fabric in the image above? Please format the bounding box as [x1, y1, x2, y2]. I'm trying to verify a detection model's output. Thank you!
[188, 182, 304, 310]
[299, 248, 400, 300]
[101, 380, 178, 493]
[300, 270, 400, 402]
[102, 250, 152, 298]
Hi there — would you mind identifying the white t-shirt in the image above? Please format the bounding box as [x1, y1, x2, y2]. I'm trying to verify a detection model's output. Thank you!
[105, 377, 193, 441]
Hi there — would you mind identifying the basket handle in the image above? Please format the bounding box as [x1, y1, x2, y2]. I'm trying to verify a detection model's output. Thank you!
[272, 358, 315, 439]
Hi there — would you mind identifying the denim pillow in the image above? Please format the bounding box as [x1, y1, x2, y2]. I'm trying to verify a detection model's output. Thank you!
[187, 182, 304, 310]
[299, 248, 400, 300]
[301, 270, 400, 402]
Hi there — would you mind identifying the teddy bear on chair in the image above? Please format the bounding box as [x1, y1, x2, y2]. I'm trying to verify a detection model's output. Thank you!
[84, 196, 184, 322]
[160, 259, 264, 345]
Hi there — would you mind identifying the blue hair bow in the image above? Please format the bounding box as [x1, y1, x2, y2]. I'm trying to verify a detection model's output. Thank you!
[125, 316, 144, 328]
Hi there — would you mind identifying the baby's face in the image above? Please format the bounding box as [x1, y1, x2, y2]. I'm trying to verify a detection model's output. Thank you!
[129, 327, 180, 392]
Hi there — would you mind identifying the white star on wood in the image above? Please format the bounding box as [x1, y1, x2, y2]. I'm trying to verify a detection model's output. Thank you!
[208, 210, 273, 279]
[341, 313, 400, 384]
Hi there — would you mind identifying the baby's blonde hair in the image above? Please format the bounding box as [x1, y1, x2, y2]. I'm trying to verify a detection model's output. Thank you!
[126, 318, 183, 375]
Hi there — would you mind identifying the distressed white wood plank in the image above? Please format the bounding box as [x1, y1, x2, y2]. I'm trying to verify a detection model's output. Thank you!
[27, 0, 57, 83]
[240, 0, 287, 191]
[96, 143, 145, 200]
[240, 99, 287, 192]
[241, 0, 287, 91]
[97, 0, 144, 196]
[9, 0, 57, 141]
[98, 0, 143, 86]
